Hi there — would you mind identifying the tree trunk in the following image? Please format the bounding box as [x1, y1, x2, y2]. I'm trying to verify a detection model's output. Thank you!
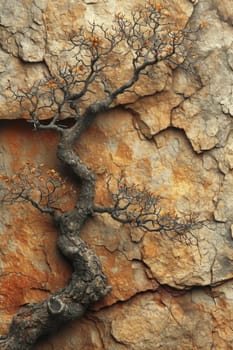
[0, 119, 111, 349]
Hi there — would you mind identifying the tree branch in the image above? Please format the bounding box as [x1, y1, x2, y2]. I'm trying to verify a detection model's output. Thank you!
[0, 2, 201, 348]
[93, 180, 199, 240]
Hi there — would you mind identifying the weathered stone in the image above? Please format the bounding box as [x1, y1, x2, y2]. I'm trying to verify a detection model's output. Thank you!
[0, 0, 47, 62]
[1, 0, 233, 349]
[0, 0, 194, 118]
[35, 285, 233, 350]
[214, 173, 233, 223]
[0, 122, 71, 335]
[214, 0, 233, 24]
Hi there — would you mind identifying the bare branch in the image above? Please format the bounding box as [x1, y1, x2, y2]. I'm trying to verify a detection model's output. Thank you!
[10, 2, 200, 128]
[93, 178, 200, 241]
[0, 2, 202, 348]
[0, 163, 76, 216]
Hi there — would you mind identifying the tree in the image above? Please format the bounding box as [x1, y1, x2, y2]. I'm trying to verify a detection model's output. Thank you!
[0, 2, 200, 349]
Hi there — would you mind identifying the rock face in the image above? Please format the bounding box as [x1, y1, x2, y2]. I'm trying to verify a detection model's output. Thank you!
[0, 0, 233, 349]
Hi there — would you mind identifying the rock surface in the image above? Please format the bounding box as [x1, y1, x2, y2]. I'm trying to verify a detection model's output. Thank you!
[1, 0, 233, 349]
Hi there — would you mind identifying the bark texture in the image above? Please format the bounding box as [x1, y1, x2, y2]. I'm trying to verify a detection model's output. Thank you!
[0, 118, 111, 349]
[4, 1, 231, 349]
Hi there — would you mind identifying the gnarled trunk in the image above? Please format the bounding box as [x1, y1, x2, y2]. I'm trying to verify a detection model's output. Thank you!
[0, 119, 111, 350]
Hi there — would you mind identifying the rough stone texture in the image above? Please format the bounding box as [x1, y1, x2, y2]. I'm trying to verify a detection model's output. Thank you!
[1, 0, 233, 349]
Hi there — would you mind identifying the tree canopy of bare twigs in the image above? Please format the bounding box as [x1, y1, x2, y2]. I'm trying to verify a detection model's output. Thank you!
[0, 2, 201, 349]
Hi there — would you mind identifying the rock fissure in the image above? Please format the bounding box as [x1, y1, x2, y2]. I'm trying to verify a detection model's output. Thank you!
[1, 1, 233, 348]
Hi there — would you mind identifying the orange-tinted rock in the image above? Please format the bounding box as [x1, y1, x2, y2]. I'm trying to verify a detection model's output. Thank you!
[1, 0, 233, 349]
[0, 121, 71, 335]
[35, 285, 233, 350]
